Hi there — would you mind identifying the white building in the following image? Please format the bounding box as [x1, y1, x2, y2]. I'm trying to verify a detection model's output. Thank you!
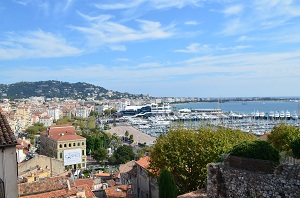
[48, 107, 61, 120]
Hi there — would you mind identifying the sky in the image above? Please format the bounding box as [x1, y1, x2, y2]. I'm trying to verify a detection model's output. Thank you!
[0, 0, 300, 98]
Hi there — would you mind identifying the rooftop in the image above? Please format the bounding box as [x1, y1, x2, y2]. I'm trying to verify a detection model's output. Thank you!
[0, 112, 17, 147]
[136, 156, 150, 169]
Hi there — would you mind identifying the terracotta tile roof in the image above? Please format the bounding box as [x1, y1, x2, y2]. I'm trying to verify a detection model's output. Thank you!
[18, 176, 75, 196]
[41, 124, 85, 142]
[50, 134, 85, 141]
[21, 184, 96, 198]
[74, 178, 94, 190]
[94, 172, 111, 177]
[136, 156, 150, 169]
[105, 185, 129, 198]
[119, 160, 136, 173]
[48, 124, 76, 136]
[0, 112, 17, 147]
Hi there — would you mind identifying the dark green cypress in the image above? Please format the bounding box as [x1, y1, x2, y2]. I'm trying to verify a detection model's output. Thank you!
[158, 169, 177, 198]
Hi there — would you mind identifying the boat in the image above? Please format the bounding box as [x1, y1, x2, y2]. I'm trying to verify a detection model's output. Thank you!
[280, 110, 285, 119]
[269, 111, 275, 119]
[291, 111, 299, 120]
[275, 111, 280, 119]
[285, 110, 291, 119]
[259, 111, 265, 118]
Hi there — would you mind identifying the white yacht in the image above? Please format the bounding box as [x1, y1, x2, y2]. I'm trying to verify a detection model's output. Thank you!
[291, 111, 299, 120]
[285, 110, 291, 119]
[259, 111, 265, 118]
[280, 110, 285, 119]
[269, 111, 275, 119]
[275, 111, 280, 119]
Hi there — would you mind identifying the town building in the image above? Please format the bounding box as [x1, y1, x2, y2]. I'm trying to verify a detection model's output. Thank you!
[0, 112, 18, 198]
[39, 124, 87, 169]
[136, 156, 159, 198]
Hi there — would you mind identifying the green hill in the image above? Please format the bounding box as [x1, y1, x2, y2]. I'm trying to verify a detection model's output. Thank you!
[0, 80, 143, 100]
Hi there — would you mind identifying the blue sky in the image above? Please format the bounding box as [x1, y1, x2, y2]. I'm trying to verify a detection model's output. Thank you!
[1, 0, 300, 98]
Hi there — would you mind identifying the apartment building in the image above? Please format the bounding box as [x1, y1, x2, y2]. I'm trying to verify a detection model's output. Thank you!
[39, 124, 86, 169]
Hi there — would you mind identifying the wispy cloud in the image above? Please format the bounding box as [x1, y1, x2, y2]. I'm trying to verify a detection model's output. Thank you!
[108, 45, 127, 51]
[223, 5, 243, 15]
[175, 43, 251, 53]
[95, 0, 200, 10]
[184, 21, 199, 25]
[69, 13, 174, 47]
[0, 30, 82, 60]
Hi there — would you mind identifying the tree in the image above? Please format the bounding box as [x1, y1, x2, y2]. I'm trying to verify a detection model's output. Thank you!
[92, 147, 108, 163]
[125, 130, 129, 137]
[149, 126, 257, 194]
[158, 169, 177, 198]
[267, 124, 300, 152]
[129, 134, 134, 144]
[114, 145, 135, 164]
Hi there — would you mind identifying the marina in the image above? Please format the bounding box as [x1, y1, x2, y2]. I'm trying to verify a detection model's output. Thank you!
[120, 101, 300, 138]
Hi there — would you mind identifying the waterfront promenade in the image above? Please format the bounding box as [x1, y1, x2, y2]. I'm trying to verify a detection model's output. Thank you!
[105, 124, 157, 146]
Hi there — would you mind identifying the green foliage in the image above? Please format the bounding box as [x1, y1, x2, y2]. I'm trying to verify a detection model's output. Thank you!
[230, 140, 280, 162]
[85, 132, 110, 151]
[267, 124, 300, 152]
[26, 123, 46, 135]
[149, 126, 257, 194]
[290, 138, 300, 158]
[125, 130, 129, 137]
[108, 155, 117, 165]
[129, 134, 134, 144]
[113, 145, 135, 164]
[92, 147, 108, 162]
[158, 169, 177, 198]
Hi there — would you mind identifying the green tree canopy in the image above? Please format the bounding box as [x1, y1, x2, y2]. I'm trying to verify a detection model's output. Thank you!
[267, 124, 300, 152]
[149, 126, 257, 194]
[92, 147, 108, 162]
[113, 145, 135, 164]
[158, 169, 177, 198]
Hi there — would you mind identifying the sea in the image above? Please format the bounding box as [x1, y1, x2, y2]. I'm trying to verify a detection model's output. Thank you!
[173, 101, 300, 115]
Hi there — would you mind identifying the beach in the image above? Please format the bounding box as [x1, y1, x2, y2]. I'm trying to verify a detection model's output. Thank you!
[105, 124, 156, 145]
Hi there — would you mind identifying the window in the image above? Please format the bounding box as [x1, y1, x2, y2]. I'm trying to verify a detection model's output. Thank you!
[73, 143, 75, 146]
[82, 142, 84, 145]
[82, 150, 85, 156]
[59, 144, 62, 148]
[64, 144, 67, 148]
[77, 142, 80, 146]
[60, 153, 62, 158]
[69, 143, 71, 147]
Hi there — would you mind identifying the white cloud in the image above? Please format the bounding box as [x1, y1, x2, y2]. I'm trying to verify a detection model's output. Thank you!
[94, 0, 145, 10]
[175, 43, 250, 53]
[184, 21, 199, 25]
[223, 5, 243, 15]
[109, 45, 127, 51]
[175, 43, 210, 53]
[70, 14, 174, 46]
[0, 30, 82, 60]
[95, 0, 200, 10]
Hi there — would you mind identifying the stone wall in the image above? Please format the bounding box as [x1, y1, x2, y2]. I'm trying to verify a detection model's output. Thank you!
[207, 158, 300, 197]
[18, 154, 65, 176]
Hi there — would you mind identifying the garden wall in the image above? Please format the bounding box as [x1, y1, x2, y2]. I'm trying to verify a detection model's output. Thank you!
[207, 156, 300, 197]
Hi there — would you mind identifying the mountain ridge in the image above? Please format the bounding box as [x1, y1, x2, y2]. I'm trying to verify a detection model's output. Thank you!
[0, 80, 144, 100]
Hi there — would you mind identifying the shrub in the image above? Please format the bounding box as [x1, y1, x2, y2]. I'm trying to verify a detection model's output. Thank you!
[230, 140, 280, 162]
[290, 138, 300, 159]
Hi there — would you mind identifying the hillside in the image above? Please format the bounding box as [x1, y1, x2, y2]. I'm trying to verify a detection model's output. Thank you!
[0, 80, 143, 100]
